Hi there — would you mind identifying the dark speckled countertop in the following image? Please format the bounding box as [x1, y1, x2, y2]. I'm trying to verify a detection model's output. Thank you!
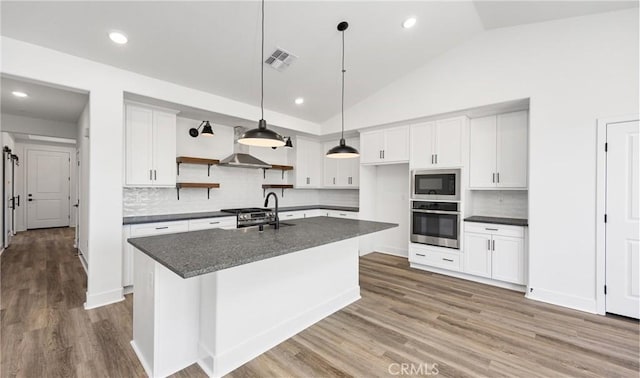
[123, 205, 359, 225]
[128, 216, 394, 279]
[464, 216, 528, 227]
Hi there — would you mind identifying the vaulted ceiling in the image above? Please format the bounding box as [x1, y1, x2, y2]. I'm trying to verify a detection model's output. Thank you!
[1, 1, 636, 124]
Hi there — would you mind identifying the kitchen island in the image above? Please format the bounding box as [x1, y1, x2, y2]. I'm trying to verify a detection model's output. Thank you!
[127, 216, 396, 378]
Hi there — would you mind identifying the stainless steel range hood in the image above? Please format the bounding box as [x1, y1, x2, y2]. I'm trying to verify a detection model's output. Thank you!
[219, 127, 273, 169]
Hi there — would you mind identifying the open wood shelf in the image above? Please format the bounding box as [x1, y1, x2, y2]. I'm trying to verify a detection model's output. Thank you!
[263, 164, 293, 179]
[176, 182, 220, 200]
[262, 184, 294, 197]
[176, 156, 220, 176]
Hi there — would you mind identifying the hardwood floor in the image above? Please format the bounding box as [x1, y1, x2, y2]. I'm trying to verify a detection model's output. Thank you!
[1, 229, 638, 377]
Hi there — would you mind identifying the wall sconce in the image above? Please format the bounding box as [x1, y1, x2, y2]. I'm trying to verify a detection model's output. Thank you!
[189, 121, 215, 138]
[271, 136, 293, 150]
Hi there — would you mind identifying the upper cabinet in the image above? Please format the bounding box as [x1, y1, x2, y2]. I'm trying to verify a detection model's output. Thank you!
[410, 116, 467, 169]
[293, 137, 323, 188]
[323, 137, 360, 188]
[125, 103, 178, 187]
[469, 111, 528, 189]
[360, 126, 409, 165]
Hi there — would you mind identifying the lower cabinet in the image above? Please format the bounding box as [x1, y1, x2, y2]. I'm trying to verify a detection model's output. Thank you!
[326, 210, 359, 219]
[279, 211, 306, 221]
[409, 243, 462, 272]
[463, 223, 525, 285]
[188, 216, 236, 231]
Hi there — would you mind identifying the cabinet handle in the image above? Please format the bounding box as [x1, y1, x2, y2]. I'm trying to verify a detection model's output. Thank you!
[306, 177, 310, 185]
[416, 253, 426, 257]
[149, 170, 153, 180]
[435, 154, 438, 164]
[155, 226, 169, 230]
[209, 221, 220, 225]
[379, 150, 382, 159]
[492, 173, 495, 183]
[154, 170, 157, 180]
[285, 214, 293, 217]
[496, 172, 500, 183]
[492, 240, 495, 251]
[333, 177, 336, 185]
[442, 258, 454, 262]
[487, 239, 491, 251]
[485, 228, 498, 231]
[382, 150, 385, 159]
[339, 213, 347, 216]
[431, 154, 434, 164]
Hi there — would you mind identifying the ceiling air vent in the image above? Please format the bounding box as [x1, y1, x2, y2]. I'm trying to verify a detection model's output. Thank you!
[264, 48, 297, 72]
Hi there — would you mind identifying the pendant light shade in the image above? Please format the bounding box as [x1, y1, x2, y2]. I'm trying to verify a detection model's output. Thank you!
[284, 137, 293, 148]
[238, 0, 285, 148]
[327, 21, 359, 159]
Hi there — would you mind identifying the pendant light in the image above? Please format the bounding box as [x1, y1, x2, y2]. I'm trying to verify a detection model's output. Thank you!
[327, 21, 359, 159]
[238, 0, 285, 148]
[189, 120, 215, 137]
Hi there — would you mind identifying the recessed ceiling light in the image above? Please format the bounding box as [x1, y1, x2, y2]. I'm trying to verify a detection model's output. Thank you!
[294, 97, 304, 105]
[12, 91, 28, 98]
[402, 17, 417, 29]
[109, 31, 128, 45]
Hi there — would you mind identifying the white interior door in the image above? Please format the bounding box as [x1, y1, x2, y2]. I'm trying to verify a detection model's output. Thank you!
[27, 149, 70, 229]
[4, 153, 12, 248]
[606, 120, 640, 319]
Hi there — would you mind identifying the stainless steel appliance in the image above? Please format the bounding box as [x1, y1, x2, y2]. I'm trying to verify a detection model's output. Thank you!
[220, 207, 276, 228]
[410, 201, 460, 249]
[411, 169, 460, 201]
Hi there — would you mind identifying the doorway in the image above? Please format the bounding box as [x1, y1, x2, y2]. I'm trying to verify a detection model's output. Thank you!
[26, 148, 71, 229]
[597, 116, 640, 319]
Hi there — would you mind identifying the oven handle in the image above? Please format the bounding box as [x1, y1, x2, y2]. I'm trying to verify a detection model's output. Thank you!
[411, 209, 460, 215]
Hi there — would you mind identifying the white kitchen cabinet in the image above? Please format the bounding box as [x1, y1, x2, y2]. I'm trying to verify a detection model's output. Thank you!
[463, 222, 525, 285]
[125, 103, 178, 187]
[360, 126, 409, 164]
[304, 209, 326, 218]
[326, 210, 359, 219]
[188, 216, 236, 231]
[122, 220, 189, 288]
[279, 211, 306, 221]
[409, 243, 462, 272]
[469, 111, 528, 189]
[323, 138, 360, 188]
[293, 137, 323, 188]
[410, 117, 466, 169]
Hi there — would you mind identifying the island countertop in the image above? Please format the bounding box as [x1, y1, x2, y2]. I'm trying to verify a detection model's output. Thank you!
[128, 216, 396, 279]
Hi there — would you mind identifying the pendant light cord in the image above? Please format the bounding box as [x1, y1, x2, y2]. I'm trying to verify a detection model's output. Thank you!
[261, 0, 265, 121]
[341, 29, 345, 139]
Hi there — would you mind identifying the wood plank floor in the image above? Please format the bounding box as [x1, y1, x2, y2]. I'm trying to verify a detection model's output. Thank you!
[1, 229, 638, 377]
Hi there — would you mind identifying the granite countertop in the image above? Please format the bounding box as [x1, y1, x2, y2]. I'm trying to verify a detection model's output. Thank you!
[122, 205, 359, 225]
[128, 216, 395, 279]
[464, 216, 528, 227]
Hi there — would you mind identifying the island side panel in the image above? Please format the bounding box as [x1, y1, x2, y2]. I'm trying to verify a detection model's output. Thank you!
[199, 238, 361, 378]
[131, 248, 201, 378]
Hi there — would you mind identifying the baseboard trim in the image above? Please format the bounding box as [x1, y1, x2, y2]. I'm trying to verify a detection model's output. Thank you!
[207, 286, 361, 378]
[84, 288, 124, 310]
[374, 247, 408, 258]
[131, 341, 153, 378]
[526, 288, 597, 314]
[409, 262, 526, 292]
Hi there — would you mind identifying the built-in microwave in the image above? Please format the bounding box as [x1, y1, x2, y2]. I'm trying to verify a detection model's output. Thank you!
[411, 169, 460, 201]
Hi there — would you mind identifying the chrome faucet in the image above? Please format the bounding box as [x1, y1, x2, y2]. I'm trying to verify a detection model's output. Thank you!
[264, 192, 279, 229]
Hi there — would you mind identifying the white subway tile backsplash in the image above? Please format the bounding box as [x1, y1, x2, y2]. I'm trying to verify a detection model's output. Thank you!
[469, 190, 528, 219]
[124, 165, 359, 216]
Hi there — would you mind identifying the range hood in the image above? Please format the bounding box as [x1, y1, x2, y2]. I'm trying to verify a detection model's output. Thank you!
[219, 127, 273, 169]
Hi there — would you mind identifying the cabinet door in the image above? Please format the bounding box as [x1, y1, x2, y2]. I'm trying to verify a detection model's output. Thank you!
[410, 122, 436, 169]
[323, 141, 338, 187]
[125, 105, 154, 186]
[491, 235, 525, 284]
[496, 111, 528, 188]
[294, 138, 309, 187]
[383, 126, 409, 162]
[463, 232, 492, 278]
[435, 117, 464, 167]
[469, 116, 497, 188]
[307, 140, 323, 187]
[338, 137, 360, 187]
[360, 131, 384, 164]
[152, 111, 177, 186]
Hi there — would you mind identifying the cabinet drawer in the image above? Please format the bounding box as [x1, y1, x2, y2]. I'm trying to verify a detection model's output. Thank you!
[326, 210, 359, 219]
[464, 222, 524, 238]
[280, 211, 306, 220]
[410, 248, 461, 271]
[188, 217, 236, 231]
[130, 221, 189, 237]
[304, 209, 326, 218]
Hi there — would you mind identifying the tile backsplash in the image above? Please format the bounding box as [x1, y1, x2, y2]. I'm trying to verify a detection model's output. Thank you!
[468, 190, 528, 219]
[123, 164, 359, 216]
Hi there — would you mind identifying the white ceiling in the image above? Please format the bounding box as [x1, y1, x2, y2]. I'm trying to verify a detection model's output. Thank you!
[1, 1, 636, 124]
[1, 76, 88, 123]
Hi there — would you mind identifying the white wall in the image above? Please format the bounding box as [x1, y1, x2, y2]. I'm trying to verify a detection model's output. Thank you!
[1, 113, 78, 139]
[325, 9, 640, 313]
[1, 36, 324, 309]
[76, 103, 90, 263]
